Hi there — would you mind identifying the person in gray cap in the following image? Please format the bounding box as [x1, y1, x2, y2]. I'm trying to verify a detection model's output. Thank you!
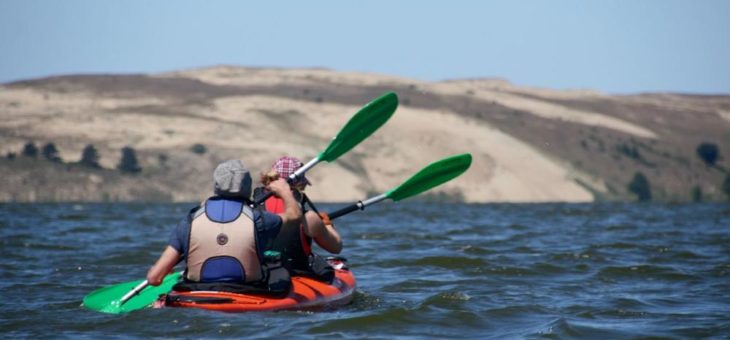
[146, 159, 301, 291]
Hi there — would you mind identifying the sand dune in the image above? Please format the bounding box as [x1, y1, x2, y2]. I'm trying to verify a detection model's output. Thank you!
[1, 66, 728, 202]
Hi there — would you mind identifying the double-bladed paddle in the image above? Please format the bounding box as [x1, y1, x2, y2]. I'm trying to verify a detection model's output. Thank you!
[327, 153, 472, 220]
[252, 92, 399, 207]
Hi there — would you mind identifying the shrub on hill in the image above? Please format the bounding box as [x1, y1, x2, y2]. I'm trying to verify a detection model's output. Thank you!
[42, 143, 62, 162]
[696, 142, 719, 166]
[22, 142, 38, 158]
[80, 144, 101, 168]
[616, 143, 641, 160]
[118, 146, 142, 173]
[691, 186, 703, 203]
[190, 143, 207, 155]
[628, 172, 652, 202]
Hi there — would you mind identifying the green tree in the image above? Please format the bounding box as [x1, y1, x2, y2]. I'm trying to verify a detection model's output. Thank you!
[691, 186, 703, 203]
[80, 144, 101, 168]
[628, 172, 652, 202]
[42, 143, 62, 162]
[696, 142, 719, 166]
[617, 143, 641, 160]
[22, 142, 38, 158]
[190, 143, 207, 155]
[723, 174, 730, 201]
[117, 146, 141, 173]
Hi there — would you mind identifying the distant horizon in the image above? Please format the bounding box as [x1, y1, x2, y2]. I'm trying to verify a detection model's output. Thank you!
[2, 1, 729, 95]
[5, 64, 729, 96]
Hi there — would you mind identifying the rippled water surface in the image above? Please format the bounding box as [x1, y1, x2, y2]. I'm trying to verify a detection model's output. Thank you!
[1, 202, 729, 338]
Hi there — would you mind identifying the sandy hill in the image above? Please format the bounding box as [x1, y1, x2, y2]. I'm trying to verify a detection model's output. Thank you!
[2, 66, 729, 203]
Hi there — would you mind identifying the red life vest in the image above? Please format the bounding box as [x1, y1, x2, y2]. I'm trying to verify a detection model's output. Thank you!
[265, 195, 312, 257]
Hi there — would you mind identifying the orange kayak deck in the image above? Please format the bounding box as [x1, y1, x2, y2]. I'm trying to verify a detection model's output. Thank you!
[155, 262, 356, 313]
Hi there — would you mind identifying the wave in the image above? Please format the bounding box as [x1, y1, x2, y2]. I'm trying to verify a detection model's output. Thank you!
[595, 265, 701, 281]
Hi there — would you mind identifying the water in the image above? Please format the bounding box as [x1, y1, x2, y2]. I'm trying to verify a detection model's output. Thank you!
[1, 202, 729, 339]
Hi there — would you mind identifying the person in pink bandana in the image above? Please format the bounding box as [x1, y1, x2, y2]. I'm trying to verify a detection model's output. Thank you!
[253, 156, 342, 281]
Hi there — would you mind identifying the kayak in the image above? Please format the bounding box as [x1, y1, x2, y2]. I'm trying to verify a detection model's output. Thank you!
[154, 258, 355, 312]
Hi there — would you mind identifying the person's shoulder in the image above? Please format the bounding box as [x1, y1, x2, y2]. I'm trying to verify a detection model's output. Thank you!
[255, 209, 282, 226]
[254, 208, 277, 219]
[181, 200, 208, 223]
[187, 202, 204, 218]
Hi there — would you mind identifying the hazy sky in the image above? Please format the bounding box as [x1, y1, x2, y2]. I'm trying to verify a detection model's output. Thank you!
[1, 0, 728, 94]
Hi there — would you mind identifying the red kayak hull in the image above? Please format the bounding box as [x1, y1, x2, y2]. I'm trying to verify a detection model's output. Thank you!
[155, 261, 355, 313]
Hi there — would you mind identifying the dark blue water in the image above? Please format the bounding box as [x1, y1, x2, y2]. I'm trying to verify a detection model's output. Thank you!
[1, 202, 729, 338]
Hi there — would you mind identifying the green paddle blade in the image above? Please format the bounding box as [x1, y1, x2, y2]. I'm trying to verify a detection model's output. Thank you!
[83, 272, 181, 314]
[318, 92, 398, 162]
[385, 153, 472, 201]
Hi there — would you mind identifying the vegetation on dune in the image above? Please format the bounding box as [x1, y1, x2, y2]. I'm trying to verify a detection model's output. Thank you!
[628, 172, 652, 202]
[692, 186, 703, 203]
[696, 142, 719, 167]
[190, 143, 207, 155]
[42, 143, 62, 162]
[80, 144, 101, 168]
[8, 142, 143, 173]
[22, 142, 38, 158]
[118, 146, 142, 173]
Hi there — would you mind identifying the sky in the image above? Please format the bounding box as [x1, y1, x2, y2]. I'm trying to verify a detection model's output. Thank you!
[1, 0, 728, 94]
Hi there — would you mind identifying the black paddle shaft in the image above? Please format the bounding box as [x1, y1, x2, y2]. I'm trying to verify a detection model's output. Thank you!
[328, 203, 363, 220]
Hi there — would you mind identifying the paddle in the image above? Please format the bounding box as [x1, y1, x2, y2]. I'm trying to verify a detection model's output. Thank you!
[327, 153, 473, 220]
[82, 271, 182, 314]
[252, 92, 399, 207]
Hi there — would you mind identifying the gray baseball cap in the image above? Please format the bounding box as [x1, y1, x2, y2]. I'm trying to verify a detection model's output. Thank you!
[213, 159, 252, 199]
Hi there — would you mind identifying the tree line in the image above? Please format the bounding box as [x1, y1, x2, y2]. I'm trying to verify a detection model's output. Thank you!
[6, 140, 730, 201]
[7, 142, 142, 173]
[627, 142, 730, 202]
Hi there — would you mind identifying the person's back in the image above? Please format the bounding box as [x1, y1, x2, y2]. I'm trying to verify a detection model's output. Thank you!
[254, 156, 342, 280]
[146, 159, 301, 292]
[258, 190, 312, 272]
[186, 196, 262, 283]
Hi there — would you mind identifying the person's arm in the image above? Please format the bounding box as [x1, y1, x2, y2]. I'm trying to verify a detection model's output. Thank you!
[304, 211, 343, 254]
[267, 178, 302, 227]
[146, 246, 181, 286]
[146, 210, 192, 285]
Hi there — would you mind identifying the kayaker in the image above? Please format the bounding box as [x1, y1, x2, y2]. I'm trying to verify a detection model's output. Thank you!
[253, 156, 342, 282]
[146, 159, 301, 292]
